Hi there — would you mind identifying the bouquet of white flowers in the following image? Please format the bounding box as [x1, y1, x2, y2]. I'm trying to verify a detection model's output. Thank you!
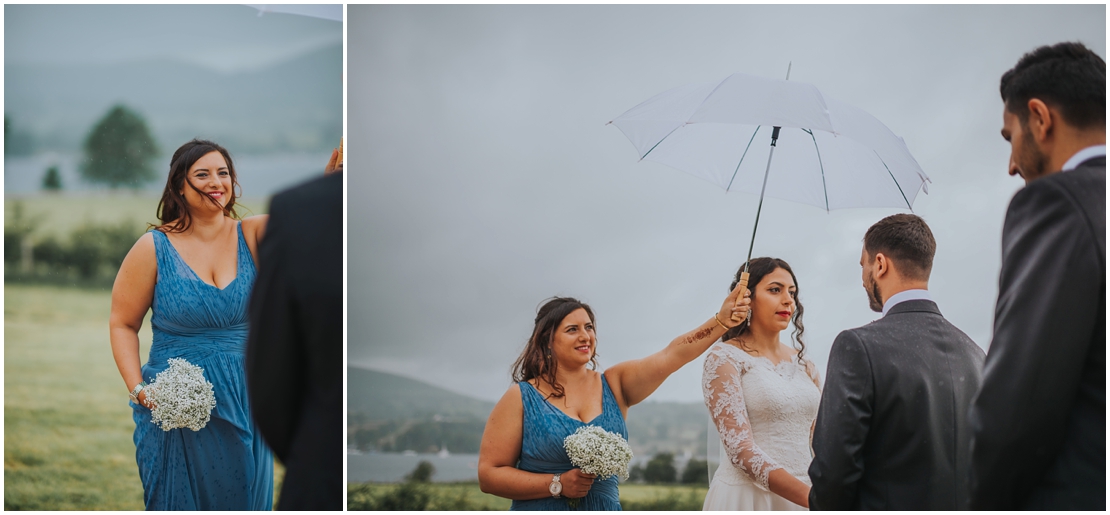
[144, 358, 217, 432]
[564, 425, 634, 482]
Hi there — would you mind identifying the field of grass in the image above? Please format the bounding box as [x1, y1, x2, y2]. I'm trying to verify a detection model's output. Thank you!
[5, 193, 270, 240]
[4, 284, 283, 510]
[347, 481, 708, 511]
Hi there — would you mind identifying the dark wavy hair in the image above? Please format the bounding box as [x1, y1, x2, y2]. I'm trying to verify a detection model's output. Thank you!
[1001, 41, 1105, 128]
[721, 257, 807, 364]
[511, 297, 599, 400]
[150, 139, 242, 233]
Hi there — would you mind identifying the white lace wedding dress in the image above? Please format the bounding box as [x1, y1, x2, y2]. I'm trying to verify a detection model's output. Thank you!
[701, 342, 822, 510]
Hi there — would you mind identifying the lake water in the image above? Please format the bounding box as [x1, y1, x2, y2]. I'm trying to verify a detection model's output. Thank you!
[349, 452, 482, 483]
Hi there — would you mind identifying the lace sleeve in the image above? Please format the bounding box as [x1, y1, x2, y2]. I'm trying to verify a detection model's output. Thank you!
[804, 359, 822, 391]
[702, 348, 782, 491]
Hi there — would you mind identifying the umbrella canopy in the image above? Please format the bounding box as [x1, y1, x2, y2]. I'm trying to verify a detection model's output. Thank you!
[245, 4, 342, 22]
[608, 72, 930, 212]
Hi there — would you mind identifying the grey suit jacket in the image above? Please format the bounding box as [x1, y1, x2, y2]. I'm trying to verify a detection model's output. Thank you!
[809, 299, 985, 510]
[968, 157, 1105, 510]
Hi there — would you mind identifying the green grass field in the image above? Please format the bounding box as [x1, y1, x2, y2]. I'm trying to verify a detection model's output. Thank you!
[347, 481, 708, 511]
[4, 284, 283, 510]
[5, 193, 269, 240]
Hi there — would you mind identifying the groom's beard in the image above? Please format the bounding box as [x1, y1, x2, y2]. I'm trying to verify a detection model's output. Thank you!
[866, 278, 883, 313]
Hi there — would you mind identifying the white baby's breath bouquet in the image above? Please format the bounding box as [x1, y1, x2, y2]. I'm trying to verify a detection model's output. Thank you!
[564, 425, 634, 481]
[144, 358, 217, 432]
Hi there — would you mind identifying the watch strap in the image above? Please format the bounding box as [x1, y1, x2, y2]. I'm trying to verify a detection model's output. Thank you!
[129, 381, 148, 404]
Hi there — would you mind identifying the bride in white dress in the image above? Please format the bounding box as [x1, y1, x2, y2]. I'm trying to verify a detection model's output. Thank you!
[702, 258, 821, 510]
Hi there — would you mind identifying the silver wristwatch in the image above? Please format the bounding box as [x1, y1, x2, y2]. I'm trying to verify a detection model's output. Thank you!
[548, 473, 562, 498]
[129, 381, 148, 404]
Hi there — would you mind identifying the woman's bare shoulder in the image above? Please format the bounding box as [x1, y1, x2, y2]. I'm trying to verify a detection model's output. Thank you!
[239, 214, 270, 245]
[490, 383, 524, 417]
[240, 214, 269, 232]
[128, 231, 156, 258]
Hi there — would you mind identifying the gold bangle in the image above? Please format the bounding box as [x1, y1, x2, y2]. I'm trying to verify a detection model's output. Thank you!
[713, 313, 730, 331]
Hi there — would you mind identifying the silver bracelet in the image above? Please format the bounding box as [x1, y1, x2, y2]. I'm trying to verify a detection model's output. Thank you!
[129, 381, 148, 404]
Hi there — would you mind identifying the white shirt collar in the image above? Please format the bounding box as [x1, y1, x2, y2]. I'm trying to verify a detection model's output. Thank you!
[882, 289, 932, 317]
[1061, 145, 1106, 172]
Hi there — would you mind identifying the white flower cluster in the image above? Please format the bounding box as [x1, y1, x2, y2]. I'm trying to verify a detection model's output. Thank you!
[145, 358, 217, 432]
[563, 425, 633, 481]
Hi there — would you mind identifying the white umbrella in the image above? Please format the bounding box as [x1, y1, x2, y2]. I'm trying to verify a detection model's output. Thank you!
[608, 70, 931, 289]
[245, 4, 342, 22]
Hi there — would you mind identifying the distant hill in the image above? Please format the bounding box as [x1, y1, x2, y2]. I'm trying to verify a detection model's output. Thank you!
[5, 44, 342, 154]
[348, 367, 495, 423]
[348, 367, 711, 457]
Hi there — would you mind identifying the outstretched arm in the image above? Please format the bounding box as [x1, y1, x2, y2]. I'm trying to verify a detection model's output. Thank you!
[606, 281, 750, 413]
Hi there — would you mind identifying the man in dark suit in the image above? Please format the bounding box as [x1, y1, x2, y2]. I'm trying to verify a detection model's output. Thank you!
[809, 214, 986, 510]
[247, 160, 343, 509]
[968, 42, 1105, 510]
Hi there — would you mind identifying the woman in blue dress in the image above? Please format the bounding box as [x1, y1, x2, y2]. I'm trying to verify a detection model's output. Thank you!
[478, 280, 752, 510]
[108, 139, 338, 509]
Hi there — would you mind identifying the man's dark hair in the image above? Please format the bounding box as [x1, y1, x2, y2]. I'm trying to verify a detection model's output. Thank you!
[1000, 41, 1106, 129]
[864, 214, 936, 281]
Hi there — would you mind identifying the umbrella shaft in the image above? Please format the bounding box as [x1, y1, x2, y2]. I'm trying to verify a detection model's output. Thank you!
[744, 129, 780, 273]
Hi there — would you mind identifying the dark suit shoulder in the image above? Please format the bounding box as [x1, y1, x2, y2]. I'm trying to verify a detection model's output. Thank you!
[847, 305, 984, 362]
[1008, 166, 1105, 266]
[270, 172, 342, 214]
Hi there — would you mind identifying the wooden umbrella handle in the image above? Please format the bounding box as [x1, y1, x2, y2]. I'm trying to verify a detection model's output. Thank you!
[736, 271, 750, 303]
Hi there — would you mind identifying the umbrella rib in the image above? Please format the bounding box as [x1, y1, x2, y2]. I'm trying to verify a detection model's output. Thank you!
[639, 124, 685, 161]
[726, 126, 762, 192]
[805, 130, 830, 212]
[875, 150, 912, 211]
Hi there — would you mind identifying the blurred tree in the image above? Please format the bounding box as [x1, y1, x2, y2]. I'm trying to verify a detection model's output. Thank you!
[42, 165, 63, 192]
[405, 460, 435, 483]
[3, 201, 40, 265]
[627, 463, 645, 483]
[5, 115, 36, 156]
[680, 458, 709, 485]
[643, 452, 677, 484]
[81, 105, 160, 189]
[64, 219, 140, 279]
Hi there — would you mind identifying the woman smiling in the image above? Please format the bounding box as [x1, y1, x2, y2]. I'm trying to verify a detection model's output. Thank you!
[478, 281, 751, 511]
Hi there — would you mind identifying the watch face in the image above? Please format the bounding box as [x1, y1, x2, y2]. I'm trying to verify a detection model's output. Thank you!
[549, 481, 562, 495]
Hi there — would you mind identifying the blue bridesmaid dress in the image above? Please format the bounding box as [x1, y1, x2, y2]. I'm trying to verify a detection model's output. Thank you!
[131, 222, 274, 510]
[512, 374, 627, 511]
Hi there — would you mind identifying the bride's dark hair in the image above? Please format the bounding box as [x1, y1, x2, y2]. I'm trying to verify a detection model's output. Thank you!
[511, 297, 599, 400]
[722, 257, 807, 365]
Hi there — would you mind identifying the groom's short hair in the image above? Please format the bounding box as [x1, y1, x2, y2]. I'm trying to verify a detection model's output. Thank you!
[864, 214, 936, 281]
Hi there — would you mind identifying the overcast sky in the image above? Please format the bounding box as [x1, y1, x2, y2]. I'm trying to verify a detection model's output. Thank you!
[349, 5, 1105, 403]
[5, 4, 341, 72]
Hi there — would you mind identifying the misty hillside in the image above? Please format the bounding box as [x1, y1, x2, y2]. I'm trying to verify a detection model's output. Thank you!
[348, 367, 496, 422]
[349, 367, 710, 457]
[5, 44, 341, 154]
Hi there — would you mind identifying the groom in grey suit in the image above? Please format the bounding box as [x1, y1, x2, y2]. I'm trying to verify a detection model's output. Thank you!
[808, 214, 985, 510]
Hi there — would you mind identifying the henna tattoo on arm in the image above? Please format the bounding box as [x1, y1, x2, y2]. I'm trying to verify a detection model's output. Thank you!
[683, 326, 715, 345]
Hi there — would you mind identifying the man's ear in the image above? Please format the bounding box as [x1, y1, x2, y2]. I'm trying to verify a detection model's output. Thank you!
[873, 252, 889, 279]
[1026, 98, 1054, 143]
